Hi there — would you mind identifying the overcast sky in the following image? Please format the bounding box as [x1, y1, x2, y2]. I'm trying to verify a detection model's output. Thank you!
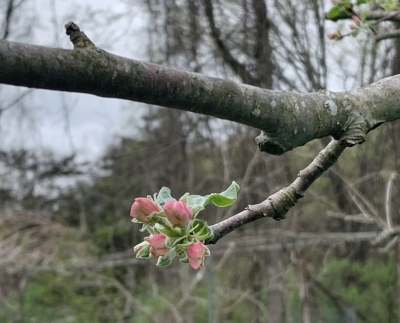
[1, 0, 150, 161]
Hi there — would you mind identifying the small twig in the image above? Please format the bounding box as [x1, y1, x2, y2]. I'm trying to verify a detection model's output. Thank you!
[330, 168, 380, 219]
[371, 227, 400, 246]
[349, 193, 386, 228]
[222, 289, 252, 314]
[0, 89, 33, 114]
[374, 10, 400, 24]
[214, 241, 236, 271]
[378, 236, 398, 253]
[327, 211, 376, 224]
[64, 22, 96, 49]
[385, 172, 396, 230]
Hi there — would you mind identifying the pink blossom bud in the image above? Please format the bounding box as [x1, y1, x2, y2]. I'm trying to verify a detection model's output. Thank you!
[348, 23, 356, 30]
[187, 242, 206, 269]
[352, 15, 362, 25]
[146, 234, 168, 257]
[130, 197, 159, 223]
[163, 200, 193, 226]
[326, 32, 336, 39]
[326, 31, 342, 40]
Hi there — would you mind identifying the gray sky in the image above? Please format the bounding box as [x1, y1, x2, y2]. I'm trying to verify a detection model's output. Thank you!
[1, 0, 149, 161]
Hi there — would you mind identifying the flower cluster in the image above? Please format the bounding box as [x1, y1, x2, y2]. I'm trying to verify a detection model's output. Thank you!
[326, 0, 376, 40]
[130, 194, 210, 269]
[130, 183, 240, 269]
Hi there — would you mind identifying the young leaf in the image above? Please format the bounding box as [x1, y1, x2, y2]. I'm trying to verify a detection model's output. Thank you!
[179, 192, 190, 204]
[187, 181, 240, 208]
[156, 187, 176, 206]
[191, 219, 213, 240]
[326, 7, 342, 19]
[156, 248, 177, 267]
[203, 181, 240, 207]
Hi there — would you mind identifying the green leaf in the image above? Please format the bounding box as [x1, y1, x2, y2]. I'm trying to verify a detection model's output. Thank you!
[156, 187, 175, 206]
[154, 223, 181, 237]
[187, 181, 240, 208]
[356, 0, 368, 5]
[186, 194, 206, 207]
[156, 248, 177, 267]
[336, 0, 352, 7]
[326, 7, 342, 19]
[179, 192, 190, 204]
[156, 256, 173, 267]
[191, 219, 213, 240]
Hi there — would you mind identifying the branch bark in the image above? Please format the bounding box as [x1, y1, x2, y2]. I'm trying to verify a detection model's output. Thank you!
[1, 25, 400, 155]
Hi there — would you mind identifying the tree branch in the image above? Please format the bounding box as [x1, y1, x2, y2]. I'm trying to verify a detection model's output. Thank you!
[2, 23, 400, 155]
[208, 139, 346, 243]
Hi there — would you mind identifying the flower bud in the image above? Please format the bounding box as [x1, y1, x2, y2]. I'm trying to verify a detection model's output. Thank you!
[348, 23, 356, 30]
[146, 234, 168, 257]
[163, 200, 193, 226]
[130, 198, 158, 223]
[187, 242, 206, 269]
[352, 15, 362, 25]
[326, 31, 342, 40]
[326, 32, 336, 39]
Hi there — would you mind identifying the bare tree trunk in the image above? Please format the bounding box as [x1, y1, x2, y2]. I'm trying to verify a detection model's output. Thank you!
[267, 255, 286, 323]
[299, 259, 312, 323]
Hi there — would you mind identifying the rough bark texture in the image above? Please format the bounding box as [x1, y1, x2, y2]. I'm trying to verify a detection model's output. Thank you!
[1, 40, 400, 155]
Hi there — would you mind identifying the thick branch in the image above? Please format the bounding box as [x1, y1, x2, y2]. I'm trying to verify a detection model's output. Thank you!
[1, 25, 400, 154]
[208, 139, 346, 243]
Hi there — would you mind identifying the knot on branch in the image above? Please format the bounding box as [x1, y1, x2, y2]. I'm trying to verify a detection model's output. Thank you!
[269, 188, 298, 221]
[255, 131, 286, 155]
[65, 22, 96, 49]
[336, 114, 368, 147]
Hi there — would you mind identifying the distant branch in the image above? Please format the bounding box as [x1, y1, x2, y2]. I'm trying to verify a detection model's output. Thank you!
[202, 0, 257, 85]
[375, 29, 400, 41]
